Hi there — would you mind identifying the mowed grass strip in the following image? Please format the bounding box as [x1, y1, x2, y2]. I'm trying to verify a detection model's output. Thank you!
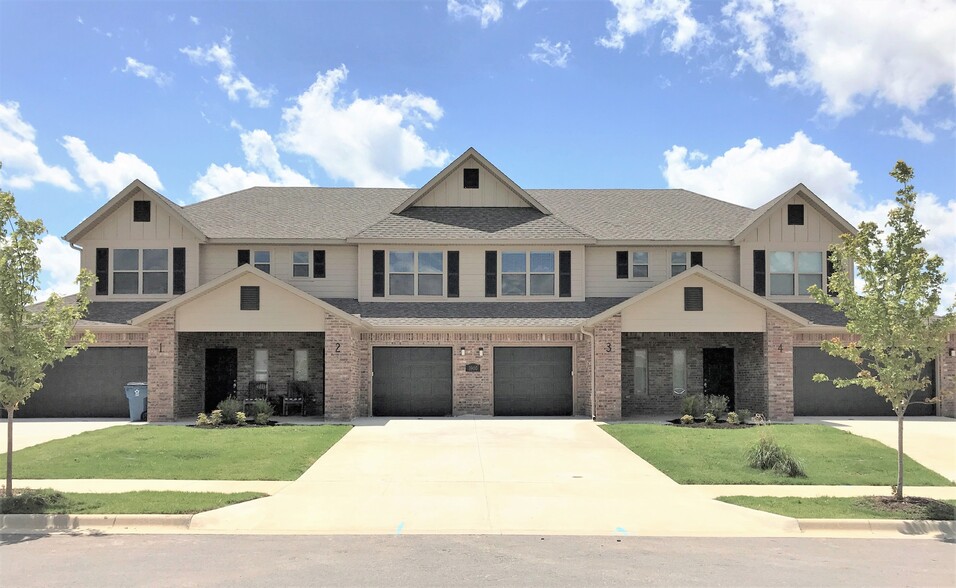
[0, 489, 266, 515]
[2, 425, 351, 481]
[718, 495, 956, 520]
[601, 424, 952, 486]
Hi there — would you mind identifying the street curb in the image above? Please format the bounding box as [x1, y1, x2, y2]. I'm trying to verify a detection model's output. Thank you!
[0, 514, 193, 533]
[798, 518, 955, 536]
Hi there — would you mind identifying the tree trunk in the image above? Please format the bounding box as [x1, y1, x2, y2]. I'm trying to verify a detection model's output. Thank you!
[5, 406, 13, 498]
[895, 410, 904, 501]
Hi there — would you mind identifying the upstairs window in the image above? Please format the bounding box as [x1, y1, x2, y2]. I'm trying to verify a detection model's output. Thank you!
[388, 251, 414, 296]
[671, 252, 687, 276]
[113, 249, 139, 294]
[142, 249, 169, 294]
[530, 251, 555, 296]
[417, 252, 443, 296]
[501, 251, 555, 296]
[133, 200, 151, 222]
[501, 252, 527, 296]
[632, 252, 649, 278]
[387, 251, 443, 296]
[463, 168, 479, 189]
[787, 204, 805, 225]
[254, 251, 271, 274]
[292, 251, 310, 277]
[112, 249, 169, 295]
[770, 251, 823, 295]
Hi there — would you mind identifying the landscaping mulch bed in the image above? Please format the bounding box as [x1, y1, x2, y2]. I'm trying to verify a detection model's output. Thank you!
[865, 496, 956, 520]
[666, 418, 753, 429]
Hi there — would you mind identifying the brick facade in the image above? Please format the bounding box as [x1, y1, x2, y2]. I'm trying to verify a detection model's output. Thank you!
[146, 312, 177, 422]
[325, 314, 360, 420]
[620, 331, 766, 417]
[766, 311, 798, 421]
[940, 334, 956, 419]
[593, 314, 622, 421]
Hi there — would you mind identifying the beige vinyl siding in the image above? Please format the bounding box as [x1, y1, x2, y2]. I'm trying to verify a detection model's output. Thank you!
[620, 275, 766, 333]
[739, 195, 846, 301]
[414, 156, 529, 208]
[175, 273, 325, 332]
[357, 244, 586, 302]
[199, 244, 358, 298]
[584, 246, 739, 297]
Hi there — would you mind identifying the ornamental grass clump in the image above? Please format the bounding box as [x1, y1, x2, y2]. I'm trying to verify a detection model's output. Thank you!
[216, 398, 243, 425]
[747, 434, 806, 478]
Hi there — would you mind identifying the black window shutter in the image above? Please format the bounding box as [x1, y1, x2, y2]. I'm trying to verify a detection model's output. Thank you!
[447, 251, 460, 298]
[238, 249, 250, 266]
[313, 250, 326, 279]
[753, 250, 766, 296]
[691, 251, 703, 267]
[485, 251, 497, 297]
[372, 250, 385, 297]
[826, 250, 836, 296]
[95, 248, 109, 295]
[616, 251, 628, 279]
[559, 250, 572, 297]
[173, 247, 186, 295]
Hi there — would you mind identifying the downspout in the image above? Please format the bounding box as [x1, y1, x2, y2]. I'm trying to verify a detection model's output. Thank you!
[580, 325, 596, 420]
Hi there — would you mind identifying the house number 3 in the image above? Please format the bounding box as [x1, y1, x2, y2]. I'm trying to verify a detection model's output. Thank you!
[335, 342, 341, 353]
[605, 342, 612, 353]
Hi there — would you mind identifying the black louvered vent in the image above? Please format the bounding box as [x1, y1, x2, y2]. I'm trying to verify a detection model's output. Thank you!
[240, 286, 260, 311]
[559, 250, 571, 297]
[616, 251, 628, 279]
[447, 251, 460, 298]
[463, 168, 479, 189]
[485, 251, 497, 297]
[788, 204, 805, 225]
[753, 250, 766, 296]
[133, 200, 151, 222]
[313, 250, 326, 279]
[372, 250, 385, 297]
[173, 247, 186, 295]
[95, 248, 109, 295]
[684, 287, 703, 311]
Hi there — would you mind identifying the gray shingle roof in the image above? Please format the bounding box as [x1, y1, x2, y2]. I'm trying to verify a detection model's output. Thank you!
[177, 187, 757, 242]
[28, 296, 162, 328]
[322, 298, 628, 319]
[352, 207, 591, 241]
[777, 303, 848, 326]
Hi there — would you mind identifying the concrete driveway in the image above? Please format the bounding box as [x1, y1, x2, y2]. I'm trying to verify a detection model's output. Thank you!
[797, 416, 956, 483]
[2, 418, 131, 452]
[191, 418, 796, 536]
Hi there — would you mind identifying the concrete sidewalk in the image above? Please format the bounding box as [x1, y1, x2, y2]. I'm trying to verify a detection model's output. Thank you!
[797, 417, 956, 483]
[191, 418, 799, 536]
[11, 479, 287, 494]
[2, 418, 132, 452]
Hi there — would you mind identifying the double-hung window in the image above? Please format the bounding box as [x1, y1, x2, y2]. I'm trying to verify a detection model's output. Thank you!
[529, 252, 555, 295]
[113, 249, 139, 294]
[292, 251, 310, 277]
[770, 251, 823, 295]
[417, 252, 443, 296]
[388, 251, 414, 296]
[501, 251, 556, 296]
[671, 252, 687, 276]
[254, 251, 271, 274]
[501, 252, 527, 296]
[632, 252, 649, 278]
[388, 251, 444, 296]
[113, 249, 168, 294]
[142, 249, 169, 294]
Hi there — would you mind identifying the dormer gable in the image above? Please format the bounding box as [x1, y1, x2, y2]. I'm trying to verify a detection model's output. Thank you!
[392, 147, 551, 214]
[734, 183, 856, 245]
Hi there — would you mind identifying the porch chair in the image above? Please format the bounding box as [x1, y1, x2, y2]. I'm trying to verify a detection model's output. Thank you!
[283, 381, 312, 416]
[244, 381, 269, 413]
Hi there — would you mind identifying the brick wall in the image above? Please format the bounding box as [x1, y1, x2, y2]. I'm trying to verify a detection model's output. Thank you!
[940, 334, 956, 419]
[146, 312, 177, 422]
[70, 329, 148, 347]
[766, 311, 797, 421]
[593, 314, 622, 421]
[620, 331, 766, 417]
[325, 314, 359, 420]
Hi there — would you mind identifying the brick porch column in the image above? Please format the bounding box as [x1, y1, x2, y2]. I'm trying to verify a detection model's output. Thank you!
[324, 314, 359, 421]
[765, 311, 797, 421]
[593, 314, 622, 421]
[940, 334, 956, 418]
[146, 311, 177, 422]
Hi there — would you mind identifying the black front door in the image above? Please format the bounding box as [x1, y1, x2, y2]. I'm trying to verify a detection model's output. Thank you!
[703, 348, 735, 409]
[205, 348, 238, 412]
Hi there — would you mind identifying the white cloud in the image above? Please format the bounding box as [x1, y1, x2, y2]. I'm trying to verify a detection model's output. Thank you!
[529, 39, 572, 68]
[180, 36, 273, 108]
[34, 235, 80, 302]
[61, 136, 163, 196]
[448, 0, 504, 28]
[122, 57, 172, 87]
[884, 116, 936, 144]
[515, 0, 529, 8]
[662, 132, 956, 307]
[191, 129, 311, 200]
[722, 0, 956, 117]
[278, 65, 449, 187]
[0, 101, 78, 192]
[598, 0, 700, 52]
[190, 16, 200, 25]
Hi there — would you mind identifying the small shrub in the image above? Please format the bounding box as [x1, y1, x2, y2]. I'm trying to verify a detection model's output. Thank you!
[704, 395, 729, 420]
[679, 414, 695, 425]
[254, 411, 271, 426]
[726, 412, 740, 425]
[248, 398, 274, 422]
[747, 434, 806, 477]
[209, 409, 223, 426]
[235, 411, 247, 426]
[216, 397, 243, 424]
[0, 489, 70, 514]
[703, 412, 717, 425]
[680, 393, 706, 418]
[196, 412, 210, 426]
[737, 409, 752, 424]
[751, 413, 768, 426]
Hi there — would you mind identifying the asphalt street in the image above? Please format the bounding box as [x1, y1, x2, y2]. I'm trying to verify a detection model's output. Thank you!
[1, 534, 954, 587]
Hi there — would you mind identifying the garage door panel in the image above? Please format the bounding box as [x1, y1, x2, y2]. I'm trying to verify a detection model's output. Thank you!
[494, 347, 573, 417]
[16, 347, 147, 418]
[372, 347, 452, 417]
[794, 348, 935, 416]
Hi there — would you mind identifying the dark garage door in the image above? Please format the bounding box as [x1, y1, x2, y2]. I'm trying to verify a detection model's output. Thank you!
[16, 347, 147, 418]
[794, 348, 935, 416]
[372, 347, 452, 417]
[494, 347, 573, 416]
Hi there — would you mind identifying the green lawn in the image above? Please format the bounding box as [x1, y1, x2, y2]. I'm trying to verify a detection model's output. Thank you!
[718, 495, 956, 520]
[601, 424, 952, 486]
[0, 489, 265, 514]
[1, 425, 351, 481]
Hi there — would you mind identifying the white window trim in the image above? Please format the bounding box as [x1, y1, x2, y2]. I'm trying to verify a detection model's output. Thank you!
[670, 251, 689, 277]
[112, 248, 171, 296]
[500, 250, 558, 297]
[769, 250, 824, 297]
[253, 250, 272, 275]
[630, 250, 651, 280]
[386, 250, 445, 298]
[291, 250, 311, 279]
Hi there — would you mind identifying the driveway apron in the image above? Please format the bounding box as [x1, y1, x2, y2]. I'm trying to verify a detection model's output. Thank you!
[190, 418, 797, 536]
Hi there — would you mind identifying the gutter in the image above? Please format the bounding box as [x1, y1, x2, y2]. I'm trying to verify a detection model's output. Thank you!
[579, 325, 596, 420]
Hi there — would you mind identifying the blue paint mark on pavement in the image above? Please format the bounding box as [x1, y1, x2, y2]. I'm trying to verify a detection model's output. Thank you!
[396, 522, 405, 535]
[615, 527, 628, 536]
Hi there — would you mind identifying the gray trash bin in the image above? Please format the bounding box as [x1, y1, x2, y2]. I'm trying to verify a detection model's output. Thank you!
[124, 382, 148, 422]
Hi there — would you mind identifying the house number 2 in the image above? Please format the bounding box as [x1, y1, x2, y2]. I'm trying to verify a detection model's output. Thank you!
[605, 342, 612, 352]
[335, 342, 341, 353]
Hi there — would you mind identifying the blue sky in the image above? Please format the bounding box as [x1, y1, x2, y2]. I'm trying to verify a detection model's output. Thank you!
[1, 0, 954, 302]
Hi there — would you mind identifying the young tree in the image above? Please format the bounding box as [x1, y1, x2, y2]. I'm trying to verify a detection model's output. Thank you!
[0, 174, 95, 497]
[810, 161, 955, 501]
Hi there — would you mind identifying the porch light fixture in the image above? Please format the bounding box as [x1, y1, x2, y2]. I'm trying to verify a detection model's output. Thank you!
[460, 347, 466, 356]
[949, 348, 955, 357]
[478, 347, 484, 357]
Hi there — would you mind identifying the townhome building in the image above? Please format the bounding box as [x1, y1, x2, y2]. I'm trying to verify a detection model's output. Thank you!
[29, 148, 955, 421]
